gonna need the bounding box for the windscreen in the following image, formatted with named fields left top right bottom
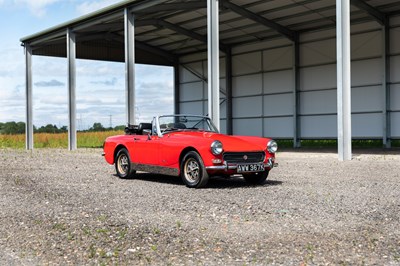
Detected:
left=158, top=115, right=218, bottom=134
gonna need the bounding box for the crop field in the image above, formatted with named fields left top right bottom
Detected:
left=0, top=131, right=123, bottom=149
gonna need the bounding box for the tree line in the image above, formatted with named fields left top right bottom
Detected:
left=0, top=121, right=125, bottom=135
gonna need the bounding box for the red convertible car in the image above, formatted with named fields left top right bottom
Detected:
left=103, top=115, right=278, bottom=188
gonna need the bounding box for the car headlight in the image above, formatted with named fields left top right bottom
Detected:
left=267, top=140, right=278, bottom=153
left=211, top=140, right=223, bottom=155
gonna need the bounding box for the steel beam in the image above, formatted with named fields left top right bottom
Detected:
left=124, top=8, right=135, bottom=125
left=134, top=2, right=206, bottom=13
left=382, top=23, right=391, bottom=148
left=174, top=62, right=180, bottom=114
left=225, top=48, right=233, bottom=135
left=67, top=28, right=77, bottom=150
left=137, top=19, right=228, bottom=52
left=222, top=0, right=296, bottom=42
left=336, top=0, right=352, bottom=161
left=135, top=41, right=177, bottom=63
left=25, top=44, right=33, bottom=150
left=293, top=37, right=301, bottom=148
left=350, top=0, right=386, bottom=25
left=208, top=0, right=220, bottom=130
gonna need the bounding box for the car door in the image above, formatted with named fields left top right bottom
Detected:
left=132, top=133, right=159, bottom=165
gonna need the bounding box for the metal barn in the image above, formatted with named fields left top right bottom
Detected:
left=21, top=0, right=400, bottom=160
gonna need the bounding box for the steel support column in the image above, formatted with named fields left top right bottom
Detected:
left=336, top=0, right=352, bottom=161
left=293, top=38, right=301, bottom=148
left=382, top=23, right=391, bottom=148
left=25, top=44, right=33, bottom=150
left=124, top=8, right=135, bottom=125
left=174, top=62, right=180, bottom=114
left=207, top=0, right=220, bottom=130
left=225, top=48, right=233, bottom=135
left=67, top=28, right=77, bottom=151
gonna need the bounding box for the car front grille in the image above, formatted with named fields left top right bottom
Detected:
left=223, top=152, right=265, bottom=163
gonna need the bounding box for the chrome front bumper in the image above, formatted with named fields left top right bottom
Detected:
left=205, top=158, right=278, bottom=171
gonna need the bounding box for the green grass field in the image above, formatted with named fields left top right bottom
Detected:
left=0, top=131, right=124, bottom=149
left=1, top=132, right=398, bottom=149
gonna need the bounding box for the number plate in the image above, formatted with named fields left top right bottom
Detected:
left=237, top=163, right=265, bottom=173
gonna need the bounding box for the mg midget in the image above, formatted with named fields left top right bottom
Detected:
left=103, top=115, right=278, bottom=188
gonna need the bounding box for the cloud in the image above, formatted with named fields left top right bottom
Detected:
left=90, top=77, right=117, bottom=86
left=0, top=47, right=24, bottom=78
left=12, top=0, right=62, bottom=17
left=76, top=0, right=122, bottom=15
left=34, top=79, right=65, bottom=87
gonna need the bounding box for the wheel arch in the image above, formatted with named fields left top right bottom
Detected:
left=113, top=144, right=128, bottom=164
left=179, top=147, right=200, bottom=173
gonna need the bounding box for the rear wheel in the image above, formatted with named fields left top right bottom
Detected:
left=181, top=151, right=209, bottom=188
left=115, top=148, right=135, bottom=179
left=243, top=171, right=269, bottom=185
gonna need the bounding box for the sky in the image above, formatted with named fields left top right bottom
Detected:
left=0, top=0, right=174, bottom=130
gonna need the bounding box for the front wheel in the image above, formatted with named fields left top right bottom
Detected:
left=115, top=148, right=136, bottom=179
left=181, top=151, right=209, bottom=188
left=243, top=171, right=269, bottom=185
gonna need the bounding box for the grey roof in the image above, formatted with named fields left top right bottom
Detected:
left=21, top=0, right=400, bottom=66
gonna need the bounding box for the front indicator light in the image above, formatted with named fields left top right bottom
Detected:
left=212, top=158, right=222, bottom=164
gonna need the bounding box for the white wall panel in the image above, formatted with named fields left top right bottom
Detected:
left=352, top=113, right=383, bottom=138
left=233, top=118, right=262, bottom=136
left=300, top=39, right=335, bottom=66
left=233, top=74, right=262, bottom=97
left=390, top=84, right=400, bottom=111
left=300, top=90, right=337, bottom=115
left=391, top=112, right=400, bottom=138
left=232, top=96, right=262, bottom=118
left=177, top=21, right=400, bottom=141
left=351, top=31, right=382, bottom=59
left=232, top=38, right=291, bottom=54
left=180, top=52, right=206, bottom=63
left=180, top=82, right=203, bottom=101
left=220, top=100, right=227, bottom=119
left=264, top=94, right=293, bottom=116
left=263, top=70, right=293, bottom=94
left=352, top=86, right=382, bottom=112
left=264, top=117, right=293, bottom=138
left=219, top=119, right=227, bottom=134
left=390, top=27, right=400, bottom=54
left=300, top=64, right=336, bottom=91
left=351, top=59, right=382, bottom=87
left=391, top=16, right=400, bottom=26
left=301, top=29, right=335, bottom=42
left=300, top=115, right=337, bottom=138
left=180, top=101, right=204, bottom=115
left=180, top=62, right=203, bottom=82
left=351, top=21, right=381, bottom=33
left=390, top=55, right=400, bottom=83
left=232, top=52, right=261, bottom=75
left=263, top=46, right=293, bottom=71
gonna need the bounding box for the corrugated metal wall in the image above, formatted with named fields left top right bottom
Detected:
left=178, top=17, right=400, bottom=139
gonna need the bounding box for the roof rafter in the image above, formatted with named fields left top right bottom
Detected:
left=350, top=0, right=387, bottom=25
left=221, top=0, right=297, bottom=42
left=136, top=18, right=229, bottom=52
left=136, top=40, right=178, bottom=63
left=134, top=1, right=206, bottom=13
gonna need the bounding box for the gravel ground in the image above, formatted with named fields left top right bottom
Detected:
left=0, top=148, right=399, bottom=265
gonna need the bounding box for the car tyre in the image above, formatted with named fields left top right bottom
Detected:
left=181, top=151, right=209, bottom=188
left=243, top=171, right=269, bottom=185
left=115, top=148, right=136, bottom=179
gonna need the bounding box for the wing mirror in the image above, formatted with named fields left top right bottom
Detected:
left=142, top=129, right=152, bottom=140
